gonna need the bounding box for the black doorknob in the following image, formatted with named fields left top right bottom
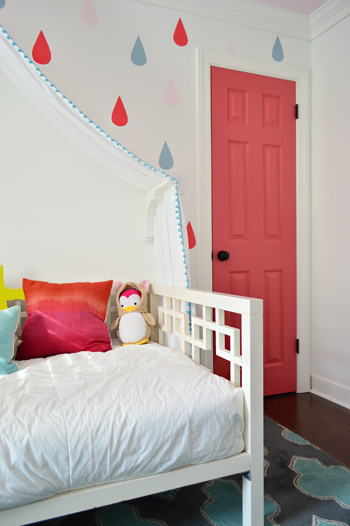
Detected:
left=217, top=250, right=230, bottom=261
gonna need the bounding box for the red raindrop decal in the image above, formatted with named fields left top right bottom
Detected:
left=111, top=97, right=128, bottom=126
left=187, top=221, right=196, bottom=249
left=32, top=31, right=51, bottom=64
left=173, top=18, right=188, bottom=47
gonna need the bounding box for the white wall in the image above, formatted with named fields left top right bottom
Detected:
left=9, top=1, right=349, bottom=403
left=0, top=0, right=310, bottom=289
left=311, top=16, right=350, bottom=409
left=0, top=67, right=156, bottom=288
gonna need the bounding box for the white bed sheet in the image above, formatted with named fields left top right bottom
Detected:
left=0, top=343, right=244, bottom=510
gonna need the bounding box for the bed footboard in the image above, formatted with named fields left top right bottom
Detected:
left=149, top=284, right=264, bottom=526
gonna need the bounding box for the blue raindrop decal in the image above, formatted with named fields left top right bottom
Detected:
left=131, top=36, right=147, bottom=66
left=0, top=0, right=5, bottom=8
left=272, top=36, right=284, bottom=62
left=159, top=141, right=174, bottom=170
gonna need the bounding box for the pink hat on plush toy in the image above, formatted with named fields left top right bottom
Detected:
left=120, top=289, right=141, bottom=300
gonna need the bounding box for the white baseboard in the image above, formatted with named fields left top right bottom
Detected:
left=311, top=375, right=350, bottom=410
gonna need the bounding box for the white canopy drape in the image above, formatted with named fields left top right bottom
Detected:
left=0, top=25, right=190, bottom=289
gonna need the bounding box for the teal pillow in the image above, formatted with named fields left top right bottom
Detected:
left=0, top=306, right=20, bottom=375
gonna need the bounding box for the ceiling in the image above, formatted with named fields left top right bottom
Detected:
left=253, top=0, right=330, bottom=15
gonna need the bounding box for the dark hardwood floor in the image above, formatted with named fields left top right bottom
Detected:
left=264, top=392, right=350, bottom=467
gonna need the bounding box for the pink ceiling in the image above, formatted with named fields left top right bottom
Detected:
left=253, top=0, right=329, bottom=15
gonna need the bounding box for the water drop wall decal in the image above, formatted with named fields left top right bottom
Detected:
left=111, top=97, right=128, bottom=126
left=159, top=141, right=174, bottom=170
left=272, top=36, right=284, bottom=62
left=227, top=40, right=235, bottom=53
left=0, top=0, right=6, bottom=9
left=164, top=78, right=179, bottom=106
left=187, top=222, right=196, bottom=249
left=131, top=36, right=147, bottom=66
left=81, top=0, right=98, bottom=26
left=173, top=18, right=188, bottom=47
left=32, top=31, right=51, bottom=65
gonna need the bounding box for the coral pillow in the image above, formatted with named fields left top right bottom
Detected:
left=17, top=279, right=113, bottom=360
left=22, top=279, right=112, bottom=320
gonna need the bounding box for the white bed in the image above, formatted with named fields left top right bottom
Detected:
left=0, top=283, right=264, bottom=526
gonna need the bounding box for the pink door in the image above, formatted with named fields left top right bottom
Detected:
left=211, top=66, right=297, bottom=396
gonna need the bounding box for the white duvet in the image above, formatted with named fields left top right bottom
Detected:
left=0, top=343, right=244, bottom=510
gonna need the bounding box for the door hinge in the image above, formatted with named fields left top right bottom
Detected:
left=211, top=250, right=213, bottom=261
left=296, top=338, right=299, bottom=354
left=295, top=104, right=299, bottom=119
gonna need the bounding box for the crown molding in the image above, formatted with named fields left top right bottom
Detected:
left=132, top=0, right=311, bottom=40
left=132, top=0, right=350, bottom=41
left=310, top=0, right=350, bottom=39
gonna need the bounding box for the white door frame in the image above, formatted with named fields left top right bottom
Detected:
left=197, top=47, right=311, bottom=393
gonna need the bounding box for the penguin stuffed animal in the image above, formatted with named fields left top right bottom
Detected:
left=110, top=280, right=155, bottom=345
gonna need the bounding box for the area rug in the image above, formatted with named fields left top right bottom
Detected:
left=31, top=416, right=350, bottom=526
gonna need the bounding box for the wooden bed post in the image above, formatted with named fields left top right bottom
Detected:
left=241, top=309, right=264, bottom=526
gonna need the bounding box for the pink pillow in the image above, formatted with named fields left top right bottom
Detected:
left=17, top=279, right=113, bottom=360
left=17, top=311, right=111, bottom=359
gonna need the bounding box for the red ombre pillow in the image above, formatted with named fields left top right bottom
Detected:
left=16, top=279, right=113, bottom=360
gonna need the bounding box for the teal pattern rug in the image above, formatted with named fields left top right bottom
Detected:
left=30, top=417, right=350, bottom=526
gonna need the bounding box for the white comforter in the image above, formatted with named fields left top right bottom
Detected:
left=0, top=343, right=244, bottom=510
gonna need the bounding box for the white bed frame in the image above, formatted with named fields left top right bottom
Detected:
left=1, top=283, right=264, bottom=526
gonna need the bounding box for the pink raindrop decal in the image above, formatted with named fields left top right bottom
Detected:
left=173, top=18, right=188, bottom=47
left=164, top=79, right=179, bottom=106
left=227, top=40, right=235, bottom=53
left=111, top=97, right=128, bottom=127
left=187, top=222, right=196, bottom=249
left=81, top=0, right=98, bottom=26
left=32, top=31, right=51, bottom=65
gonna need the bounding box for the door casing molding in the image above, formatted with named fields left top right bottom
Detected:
left=197, top=47, right=311, bottom=393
